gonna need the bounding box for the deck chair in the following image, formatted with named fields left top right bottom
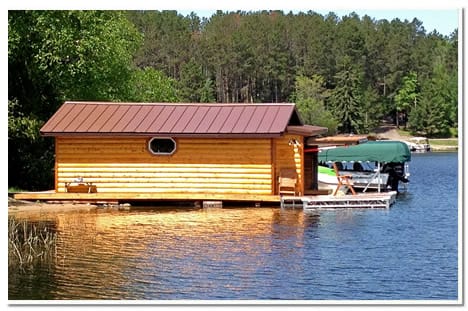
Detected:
left=278, top=169, right=298, bottom=196
left=332, top=162, right=356, bottom=196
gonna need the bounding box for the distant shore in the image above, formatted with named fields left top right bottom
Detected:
left=373, top=123, right=458, bottom=152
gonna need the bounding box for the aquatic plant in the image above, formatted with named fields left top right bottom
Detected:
left=8, top=217, right=58, bottom=271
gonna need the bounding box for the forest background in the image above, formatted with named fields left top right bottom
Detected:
left=8, top=10, right=458, bottom=190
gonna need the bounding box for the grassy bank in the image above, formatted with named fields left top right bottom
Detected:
left=429, top=138, right=458, bottom=152
left=429, top=139, right=458, bottom=146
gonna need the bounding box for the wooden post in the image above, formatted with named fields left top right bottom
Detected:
left=299, top=136, right=304, bottom=196
left=271, top=138, right=276, bottom=195
left=54, top=137, right=58, bottom=192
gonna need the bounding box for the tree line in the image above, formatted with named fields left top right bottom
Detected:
left=8, top=10, right=458, bottom=190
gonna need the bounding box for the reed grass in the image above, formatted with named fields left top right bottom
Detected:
left=8, top=217, right=58, bottom=270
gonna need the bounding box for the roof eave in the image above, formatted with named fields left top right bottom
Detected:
left=41, top=132, right=284, bottom=139
left=286, top=125, right=328, bottom=137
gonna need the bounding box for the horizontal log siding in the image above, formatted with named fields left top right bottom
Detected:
left=56, top=137, right=273, bottom=194
left=274, top=135, right=303, bottom=194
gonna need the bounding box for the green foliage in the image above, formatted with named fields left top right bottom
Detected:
left=407, top=41, right=457, bottom=137
left=408, top=92, right=450, bottom=137
left=450, top=128, right=458, bottom=138
left=328, top=58, right=365, bottom=134
left=293, top=75, right=338, bottom=134
left=128, top=10, right=193, bottom=78
left=8, top=100, right=41, bottom=141
left=360, top=86, right=383, bottom=132
left=8, top=11, right=143, bottom=190
left=8, top=99, right=55, bottom=190
left=199, top=79, right=216, bottom=103
left=408, top=77, right=451, bottom=137
left=128, top=10, right=457, bottom=135
left=394, top=72, right=419, bottom=127
left=128, top=67, right=180, bottom=102
left=179, top=60, right=215, bottom=102
left=10, top=11, right=142, bottom=105
left=395, top=72, right=419, bottom=112
left=127, top=10, right=457, bottom=134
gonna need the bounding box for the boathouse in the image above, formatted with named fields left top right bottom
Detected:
left=16, top=101, right=328, bottom=203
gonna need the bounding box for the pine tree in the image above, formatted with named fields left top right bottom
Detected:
left=294, top=75, right=338, bottom=134
left=329, top=57, right=365, bottom=134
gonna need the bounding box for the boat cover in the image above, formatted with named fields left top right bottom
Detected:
left=318, top=141, right=411, bottom=163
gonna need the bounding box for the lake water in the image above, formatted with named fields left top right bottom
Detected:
left=8, top=152, right=459, bottom=302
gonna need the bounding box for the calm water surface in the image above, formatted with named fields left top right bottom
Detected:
left=9, top=152, right=459, bottom=301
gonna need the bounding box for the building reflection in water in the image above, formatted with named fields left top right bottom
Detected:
left=9, top=207, right=322, bottom=299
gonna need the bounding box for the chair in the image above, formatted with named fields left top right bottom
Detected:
left=278, top=169, right=298, bottom=196
left=332, top=162, right=356, bottom=196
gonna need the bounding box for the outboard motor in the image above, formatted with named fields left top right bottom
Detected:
left=383, top=162, right=409, bottom=192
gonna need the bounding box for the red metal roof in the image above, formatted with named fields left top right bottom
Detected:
left=40, top=102, right=327, bottom=138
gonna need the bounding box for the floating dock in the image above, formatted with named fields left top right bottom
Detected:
left=281, top=191, right=398, bottom=210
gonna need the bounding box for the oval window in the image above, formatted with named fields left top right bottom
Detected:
left=148, top=137, right=176, bottom=155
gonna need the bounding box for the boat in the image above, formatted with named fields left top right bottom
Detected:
left=318, top=140, right=411, bottom=193
left=317, top=164, right=390, bottom=192
left=403, top=137, right=431, bottom=153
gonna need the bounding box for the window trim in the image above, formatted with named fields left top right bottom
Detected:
left=147, top=137, right=177, bottom=156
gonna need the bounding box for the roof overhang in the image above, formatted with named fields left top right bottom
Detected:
left=307, top=135, right=368, bottom=146
left=286, top=125, right=328, bottom=137
left=43, top=132, right=284, bottom=138
left=39, top=101, right=330, bottom=139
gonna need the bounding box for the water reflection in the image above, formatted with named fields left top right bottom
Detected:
left=10, top=207, right=322, bottom=300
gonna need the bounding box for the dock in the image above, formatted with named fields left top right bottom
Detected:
left=281, top=191, right=398, bottom=210
left=14, top=190, right=397, bottom=210
left=12, top=191, right=281, bottom=205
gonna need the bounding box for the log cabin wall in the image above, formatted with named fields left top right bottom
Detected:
left=273, top=134, right=304, bottom=195
left=55, top=136, right=276, bottom=195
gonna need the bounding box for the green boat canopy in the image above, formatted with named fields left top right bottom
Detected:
left=318, top=141, right=411, bottom=163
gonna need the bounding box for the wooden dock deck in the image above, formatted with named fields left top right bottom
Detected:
left=12, top=191, right=281, bottom=205
left=13, top=190, right=397, bottom=210
left=281, top=191, right=398, bottom=210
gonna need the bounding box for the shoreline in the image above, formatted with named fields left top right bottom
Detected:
left=373, top=124, right=458, bottom=152
left=430, top=146, right=458, bottom=152
left=8, top=197, right=99, bottom=218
